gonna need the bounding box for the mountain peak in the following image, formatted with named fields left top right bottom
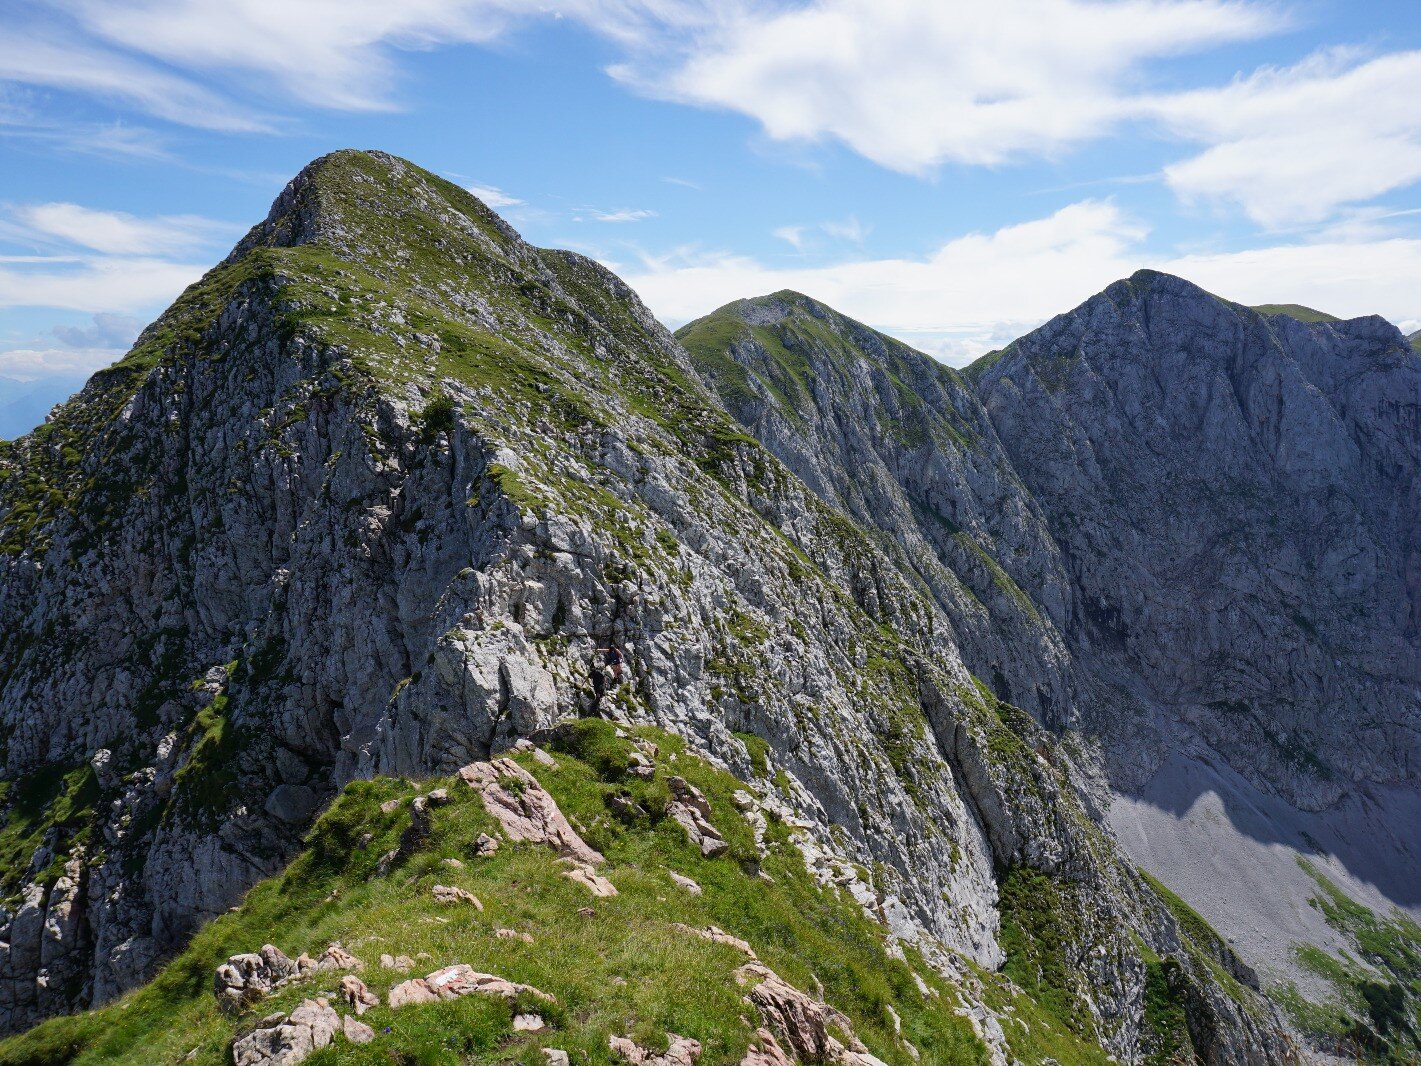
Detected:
left=971, top=268, right=1411, bottom=392
left=225, top=148, right=521, bottom=268
left=1250, top=302, right=1339, bottom=323
left=691, top=289, right=832, bottom=331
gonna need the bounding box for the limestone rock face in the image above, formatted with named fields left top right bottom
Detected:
left=971, top=272, right=1421, bottom=809
left=682, top=278, right=1421, bottom=1049
left=0, top=152, right=1302, bottom=1063
left=679, top=291, right=1077, bottom=733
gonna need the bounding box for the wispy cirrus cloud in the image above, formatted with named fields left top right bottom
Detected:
left=53, top=0, right=722, bottom=113
left=577, top=207, right=658, bottom=223
left=464, top=182, right=524, bottom=209
left=772, top=225, right=808, bottom=250
left=10, top=0, right=1418, bottom=231
left=0, top=201, right=234, bottom=314
left=0, top=27, right=270, bottom=131
left=0, top=197, right=224, bottom=381
left=0, top=255, right=206, bottom=312
left=10, top=202, right=238, bottom=256
left=613, top=0, right=1277, bottom=171
left=774, top=215, right=870, bottom=251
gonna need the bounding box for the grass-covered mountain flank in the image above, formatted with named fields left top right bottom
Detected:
left=0, top=725, right=1115, bottom=1066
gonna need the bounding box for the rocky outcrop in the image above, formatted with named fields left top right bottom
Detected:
left=610, top=1033, right=704, bottom=1066
left=561, top=862, right=618, bottom=897
left=666, top=776, right=729, bottom=858
left=387, top=964, right=555, bottom=1008
left=459, top=758, right=605, bottom=865
left=339, top=974, right=378, bottom=1015
left=735, top=963, right=889, bottom=1066
left=214, top=944, right=363, bottom=1014
left=232, top=998, right=340, bottom=1066
left=430, top=884, right=482, bottom=908
left=741, top=1028, right=796, bottom=1066
left=671, top=924, right=757, bottom=958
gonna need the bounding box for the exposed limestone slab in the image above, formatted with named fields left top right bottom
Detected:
left=740, top=1028, right=794, bottom=1066
left=388, top=964, right=555, bottom=1009
left=231, top=997, right=340, bottom=1066
left=458, top=758, right=604, bottom=865
left=666, top=777, right=728, bottom=858
left=735, top=963, right=889, bottom=1066
left=670, top=923, right=756, bottom=958
left=431, top=884, right=483, bottom=909
left=609, top=1033, right=703, bottom=1066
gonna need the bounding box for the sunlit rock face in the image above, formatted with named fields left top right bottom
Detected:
left=685, top=272, right=1421, bottom=1055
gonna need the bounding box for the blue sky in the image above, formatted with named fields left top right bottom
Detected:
left=2, top=0, right=1420, bottom=393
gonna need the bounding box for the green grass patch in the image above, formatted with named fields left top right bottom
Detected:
left=1251, top=304, right=1339, bottom=324
left=0, top=727, right=989, bottom=1066
left=997, top=867, right=1094, bottom=1039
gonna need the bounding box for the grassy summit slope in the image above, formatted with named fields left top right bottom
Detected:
left=1250, top=304, right=1340, bottom=324
left=676, top=292, right=974, bottom=451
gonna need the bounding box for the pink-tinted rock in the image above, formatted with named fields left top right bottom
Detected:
left=458, top=758, right=604, bottom=865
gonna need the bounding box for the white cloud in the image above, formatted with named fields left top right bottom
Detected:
left=67, top=0, right=494, bottom=111
left=618, top=200, right=1421, bottom=363
left=773, top=225, right=807, bottom=250
left=0, top=344, right=125, bottom=379
left=820, top=215, right=868, bottom=243
left=0, top=255, right=206, bottom=312
left=21, top=0, right=1416, bottom=233
left=12, top=203, right=236, bottom=256
left=579, top=208, right=658, bottom=223
left=465, top=182, right=524, bottom=208
left=1153, top=49, right=1421, bottom=227
left=773, top=216, right=870, bottom=252
left=50, top=311, right=142, bottom=348
left=0, top=30, right=269, bottom=131
left=1161, top=238, right=1421, bottom=325
left=616, top=0, right=1275, bottom=172
left=624, top=200, right=1151, bottom=358
left=61, top=0, right=709, bottom=112
left=1, top=315, right=142, bottom=385
left=0, top=201, right=223, bottom=318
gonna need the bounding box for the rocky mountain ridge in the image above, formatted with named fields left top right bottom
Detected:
left=0, top=149, right=1410, bottom=1063
left=678, top=278, right=1420, bottom=1061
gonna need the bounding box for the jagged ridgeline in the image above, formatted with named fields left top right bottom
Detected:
left=0, top=149, right=1321, bottom=1066
left=677, top=283, right=1421, bottom=1064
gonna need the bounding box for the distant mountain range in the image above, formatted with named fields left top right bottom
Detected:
left=0, top=374, right=87, bottom=441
